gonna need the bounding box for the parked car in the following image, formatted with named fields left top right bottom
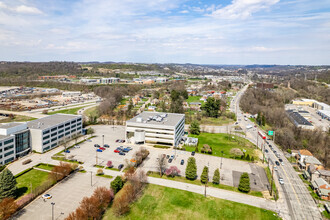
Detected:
left=99, top=147, right=106, bottom=150
left=191, top=151, right=195, bottom=156
left=74, top=145, right=80, bottom=148
left=168, top=158, right=173, bottom=163
left=123, top=148, right=131, bottom=152
left=118, top=164, right=124, bottom=170
left=104, top=144, right=110, bottom=148
left=180, top=159, right=184, bottom=165
left=170, top=155, right=175, bottom=159
left=96, top=149, right=102, bottom=152
left=119, top=152, right=126, bottom=156
left=114, top=149, right=120, bottom=153
left=274, top=166, right=278, bottom=171
left=265, top=149, right=268, bottom=153
left=279, top=158, right=283, bottom=162
left=94, top=144, right=100, bottom=148
left=64, top=150, right=70, bottom=153
left=42, top=194, right=52, bottom=199
left=281, top=161, right=284, bottom=165
left=275, top=161, right=280, bottom=166
left=166, top=155, right=170, bottom=159
left=116, top=139, right=120, bottom=142
left=126, top=147, right=132, bottom=150
left=279, top=178, right=284, bottom=185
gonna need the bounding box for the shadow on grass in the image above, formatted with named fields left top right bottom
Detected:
left=16, top=187, right=28, bottom=198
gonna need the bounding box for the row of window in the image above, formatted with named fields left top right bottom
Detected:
left=43, top=122, right=82, bottom=140
left=42, top=129, right=80, bottom=146
left=42, top=118, right=82, bottom=135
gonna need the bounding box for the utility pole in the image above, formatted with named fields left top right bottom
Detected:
left=51, top=202, right=55, bottom=220
left=96, top=149, right=98, bottom=165
left=90, top=171, right=92, bottom=186
left=102, top=134, right=104, bottom=147
left=270, top=165, right=274, bottom=196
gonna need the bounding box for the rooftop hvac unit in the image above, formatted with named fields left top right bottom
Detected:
left=136, top=117, right=143, bottom=123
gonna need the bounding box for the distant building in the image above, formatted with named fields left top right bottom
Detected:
left=101, top=78, right=120, bottom=84
left=62, top=91, right=81, bottom=97
left=39, top=75, right=76, bottom=80
left=286, top=110, right=314, bottom=130
left=126, top=112, right=185, bottom=147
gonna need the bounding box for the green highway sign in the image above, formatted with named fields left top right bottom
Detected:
left=268, top=131, right=274, bottom=136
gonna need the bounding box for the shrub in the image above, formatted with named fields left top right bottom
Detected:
left=185, top=157, right=197, bottom=180
left=194, top=145, right=199, bottom=153
left=189, top=120, right=200, bottom=135
left=71, top=163, right=78, bottom=170
left=96, top=169, right=104, bottom=175
left=111, top=176, right=124, bottom=194
left=0, top=197, right=18, bottom=220
left=246, top=154, right=250, bottom=161
left=78, top=166, right=84, bottom=171
left=213, top=168, right=220, bottom=185
left=16, top=193, right=34, bottom=208
left=201, top=166, right=209, bottom=184
left=251, top=156, right=255, bottom=162
left=106, top=161, right=113, bottom=168
left=238, top=172, right=250, bottom=193
left=165, top=166, right=180, bottom=177
left=50, top=162, right=73, bottom=182
left=201, top=144, right=212, bottom=154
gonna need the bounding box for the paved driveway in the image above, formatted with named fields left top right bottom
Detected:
left=15, top=172, right=111, bottom=220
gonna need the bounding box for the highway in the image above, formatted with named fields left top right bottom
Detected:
left=231, top=84, right=322, bottom=220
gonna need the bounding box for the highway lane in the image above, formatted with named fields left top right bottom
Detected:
left=231, top=84, right=322, bottom=220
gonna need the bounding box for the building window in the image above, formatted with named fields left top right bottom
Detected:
left=43, top=135, right=50, bottom=140
left=51, top=132, right=57, bottom=137
left=4, top=157, right=14, bottom=164
left=65, top=127, right=70, bottom=131
left=59, top=129, right=64, bottom=134
left=43, top=140, right=50, bottom=145
left=58, top=134, right=64, bottom=139
left=51, top=127, right=57, bottom=132
left=43, top=130, right=50, bottom=135
left=4, top=150, right=14, bottom=157
left=65, top=131, right=70, bottom=136
left=51, top=137, right=57, bottom=142
left=4, top=139, right=14, bottom=145
left=58, top=124, right=64, bottom=129
left=4, top=145, right=14, bottom=151
left=65, top=122, right=70, bottom=126
left=77, top=118, right=82, bottom=122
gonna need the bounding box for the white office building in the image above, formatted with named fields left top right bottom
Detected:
left=126, top=112, right=185, bottom=147
left=0, top=122, right=30, bottom=165
left=27, top=114, right=83, bottom=153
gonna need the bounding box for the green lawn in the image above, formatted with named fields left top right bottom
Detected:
left=0, top=115, right=36, bottom=123
left=322, top=210, right=330, bottom=219
left=16, top=169, right=50, bottom=197
left=103, top=184, right=280, bottom=220
left=34, top=163, right=55, bottom=171
left=187, top=96, right=202, bottom=103
left=186, top=133, right=259, bottom=161
left=84, top=106, right=99, bottom=117
left=48, top=106, right=84, bottom=115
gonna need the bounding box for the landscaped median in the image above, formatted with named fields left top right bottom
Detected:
left=146, top=171, right=264, bottom=198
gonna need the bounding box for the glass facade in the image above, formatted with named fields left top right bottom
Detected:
left=15, top=130, right=30, bottom=156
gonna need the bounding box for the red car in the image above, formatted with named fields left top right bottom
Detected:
left=114, top=149, right=120, bottom=153
left=99, top=147, right=106, bottom=150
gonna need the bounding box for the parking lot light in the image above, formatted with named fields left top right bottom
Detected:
left=51, top=202, right=55, bottom=220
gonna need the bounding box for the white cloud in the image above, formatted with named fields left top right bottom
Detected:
left=15, top=5, right=42, bottom=14
left=210, top=0, right=279, bottom=19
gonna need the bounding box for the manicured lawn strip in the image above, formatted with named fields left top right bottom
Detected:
left=34, top=163, right=55, bottom=171
left=187, top=96, right=202, bottom=103
left=185, top=133, right=258, bottom=161
left=0, top=115, right=36, bottom=123
left=48, top=106, right=85, bottom=115
left=84, top=106, right=99, bottom=117
left=264, top=167, right=278, bottom=200
left=322, top=210, right=330, bottom=219
left=103, top=184, right=279, bottom=220
left=96, top=174, right=113, bottom=179
left=105, top=167, right=120, bottom=171
left=95, top=165, right=105, bottom=168
left=16, top=169, right=50, bottom=197
left=147, top=171, right=263, bottom=198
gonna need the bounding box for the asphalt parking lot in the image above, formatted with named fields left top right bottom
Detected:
left=15, top=172, right=110, bottom=220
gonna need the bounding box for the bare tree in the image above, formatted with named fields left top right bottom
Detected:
left=156, top=154, right=168, bottom=177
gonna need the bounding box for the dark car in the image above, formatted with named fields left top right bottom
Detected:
left=64, top=150, right=70, bottom=153
left=118, top=164, right=124, bottom=170
left=168, top=158, right=173, bottom=163
left=96, top=149, right=102, bottom=152
left=166, top=155, right=170, bottom=159
left=104, top=144, right=110, bottom=148
left=94, top=144, right=100, bottom=148
left=191, top=151, right=195, bottom=156
left=279, top=158, right=283, bottom=162
left=275, top=161, right=280, bottom=166
left=116, top=139, right=119, bottom=142
left=265, top=149, right=268, bottom=153
left=119, top=152, right=126, bottom=156
left=180, top=159, right=184, bottom=165
left=122, top=148, right=130, bottom=152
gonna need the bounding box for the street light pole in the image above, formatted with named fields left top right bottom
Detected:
left=90, top=171, right=92, bottom=186
left=220, top=151, right=224, bottom=169
left=102, top=135, right=104, bottom=147
left=51, top=202, right=55, bottom=220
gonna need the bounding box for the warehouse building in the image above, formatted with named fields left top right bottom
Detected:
left=27, top=114, right=83, bottom=153
left=126, top=112, right=185, bottom=147
left=0, top=122, right=30, bottom=165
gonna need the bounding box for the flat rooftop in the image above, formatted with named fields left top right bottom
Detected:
left=127, top=111, right=184, bottom=127
left=0, top=122, right=25, bottom=129
left=27, top=114, right=81, bottom=130
left=287, top=110, right=313, bottom=126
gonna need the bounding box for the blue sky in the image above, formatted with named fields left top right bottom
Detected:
left=0, top=0, right=329, bottom=65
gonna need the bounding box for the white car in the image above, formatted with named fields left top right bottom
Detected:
left=274, top=166, right=278, bottom=171
left=42, top=194, right=52, bottom=199
left=74, top=145, right=80, bottom=148
left=279, top=178, right=284, bottom=185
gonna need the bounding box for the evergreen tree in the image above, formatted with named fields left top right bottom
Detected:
left=238, top=172, right=250, bottom=193
left=262, top=115, right=266, bottom=126
left=0, top=169, right=17, bottom=199
left=246, top=154, right=250, bottom=161
left=110, top=176, right=124, bottom=194
left=189, top=120, right=200, bottom=135
left=213, top=168, right=220, bottom=185
left=185, top=157, right=197, bottom=180
left=201, top=166, right=209, bottom=184
left=201, top=97, right=221, bottom=118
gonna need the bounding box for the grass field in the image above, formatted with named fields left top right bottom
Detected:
left=34, top=163, right=55, bottom=171
left=16, top=169, right=50, bottom=197
left=103, top=184, right=279, bottom=220
left=187, top=96, right=202, bottom=103
left=185, top=133, right=258, bottom=161
left=0, top=115, right=36, bottom=123
left=185, top=112, right=234, bottom=126
left=48, top=106, right=83, bottom=115
left=147, top=172, right=263, bottom=198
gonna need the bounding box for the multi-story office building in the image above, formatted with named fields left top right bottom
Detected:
left=0, top=122, right=30, bottom=165
left=126, top=112, right=185, bottom=147
left=27, top=114, right=83, bottom=153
